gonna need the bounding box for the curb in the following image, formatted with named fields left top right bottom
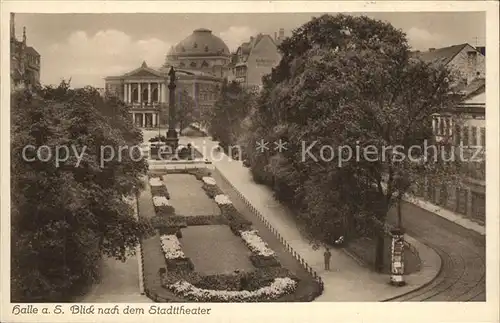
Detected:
left=381, top=235, right=443, bottom=302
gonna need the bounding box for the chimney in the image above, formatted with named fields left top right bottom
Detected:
left=279, top=28, right=285, bottom=39
left=428, top=48, right=435, bottom=52
left=10, top=13, right=15, bottom=39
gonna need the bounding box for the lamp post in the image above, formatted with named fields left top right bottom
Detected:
left=165, top=67, right=179, bottom=153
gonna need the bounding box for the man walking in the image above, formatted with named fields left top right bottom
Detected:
left=324, top=247, right=332, bottom=271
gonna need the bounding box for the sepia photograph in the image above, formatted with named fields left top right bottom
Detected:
left=2, top=2, right=499, bottom=322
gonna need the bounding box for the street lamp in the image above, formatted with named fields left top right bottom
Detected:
left=165, top=66, right=179, bottom=153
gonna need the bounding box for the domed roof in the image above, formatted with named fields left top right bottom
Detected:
left=170, top=28, right=230, bottom=57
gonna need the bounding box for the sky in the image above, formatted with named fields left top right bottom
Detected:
left=13, top=12, right=485, bottom=88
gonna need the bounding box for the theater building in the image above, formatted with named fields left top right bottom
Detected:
left=104, top=28, right=230, bottom=128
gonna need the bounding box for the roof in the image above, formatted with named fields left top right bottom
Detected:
left=458, top=78, right=485, bottom=99
left=411, top=43, right=469, bottom=65
left=26, top=46, right=40, bottom=57
left=169, top=29, right=230, bottom=57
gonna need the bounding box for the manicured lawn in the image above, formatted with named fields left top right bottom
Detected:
left=180, top=225, right=254, bottom=275
left=162, top=174, right=221, bottom=217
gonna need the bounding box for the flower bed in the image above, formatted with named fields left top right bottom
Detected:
left=160, top=235, right=185, bottom=259
left=202, top=176, right=217, bottom=186
left=214, top=194, right=232, bottom=205
left=159, top=234, right=194, bottom=272
left=240, top=230, right=280, bottom=268
left=168, top=277, right=297, bottom=302
left=153, top=196, right=170, bottom=207
left=149, top=177, right=163, bottom=187
left=240, top=230, right=275, bottom=257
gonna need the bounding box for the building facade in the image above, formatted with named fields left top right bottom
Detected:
left=10, top=13, right=41, bottom=91
left=414, top=44, right=486, bottom=224
left=228, top=29, right=284, bottom=90
left=104, top=29, right=230, bottom=128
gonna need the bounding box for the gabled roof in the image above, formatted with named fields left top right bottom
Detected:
left=26, top=46, right=40, bottom=57
left=122, top=62, right=164, bottom=78
left=411, top=43, right=469, bottom=65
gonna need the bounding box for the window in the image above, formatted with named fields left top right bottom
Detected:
left=480, top=127, right=486, bottom=147
left=190, top=62, right=196, bottom=68
left=179, top=62, right=185, bottom=67
left=454, top=124, right=462, bottom=146
left=462, top=126, right=469, bottom=146
left=194, top=42, right=198, bottom=48
left=201, top=61, right=209, bottom=68
left=471, top=127, right=478, bottom=146
left=181, top=46, right=185, bottom=52
left=438, top=117, right=444, bottom=135
left=204, top=45, right=209, bottom=52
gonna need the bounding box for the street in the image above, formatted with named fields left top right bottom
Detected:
left=387, top=201, right=486, bottom=301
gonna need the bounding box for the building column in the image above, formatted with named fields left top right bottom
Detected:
left=138, top=83, right=142, bottom=104
left=142, top=113, right=146, bottom=128
left=123, top=83, right=127, bottom=103
left=156, top=113, right=159, bottom=127
left=161, top=83, right=166, bottom=103
left=128, top=83, right=132, bottom=103
left=148, top=83, right=152, bottom=104
left=152, top=113, right=156, bottom=127
left=132, top=112, right=135, bottom=125
left=157, top=82, right=161, bottom=103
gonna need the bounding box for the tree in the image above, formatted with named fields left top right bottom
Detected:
left=177, top=89, right=196, bottom=131
left=11, top=81, right=149, bottom=301
left=208, top=80, right=255, bottom=150
left=242, top=14, right=462, bottom=268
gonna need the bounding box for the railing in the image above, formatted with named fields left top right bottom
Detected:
left=212, top=167, right=325, bottom=294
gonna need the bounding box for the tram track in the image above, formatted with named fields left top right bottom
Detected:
left=386, top=200, right=485, bottom=302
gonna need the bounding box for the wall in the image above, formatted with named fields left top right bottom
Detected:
left=448, top=44, right=485, bottom=84
left=245, top=36, right=281, bottom=88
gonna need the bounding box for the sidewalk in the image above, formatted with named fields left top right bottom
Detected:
left=187, top=137, right=441, bottom=301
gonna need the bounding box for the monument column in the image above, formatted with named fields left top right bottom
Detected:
left=165, top=67, right=179, bottom=151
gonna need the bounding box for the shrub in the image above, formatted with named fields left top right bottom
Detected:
left=155, top=205, right=176, bottom=217
left=249, top=255, right=281, bottom=268
left=202, top=183, right=224, bottom=198
left=166, top=258, right=195, bottom=272
left=151, top=215, right=187, bottom=230
left=151, top=185, right=170, bottom=199
left=185, top=215, right=228, bottom=226
left=192, top=273, right=243, bottom=291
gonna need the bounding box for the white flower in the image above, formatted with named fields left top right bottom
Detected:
left=214, top=194, right=232, bottom=205
left=202, top=176, right=216, bottom=185
left=240, top=230, right=275, bottom=257
left=160, top=235, right=185, bottom=259
left=169, top=277, right=296, bottom=301
left=153, top=196, right=170, bottom=207
left=149, top=177, right=163, bottom=187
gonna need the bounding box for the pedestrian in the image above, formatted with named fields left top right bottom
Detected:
left=323, top=247, right=332, bottom=271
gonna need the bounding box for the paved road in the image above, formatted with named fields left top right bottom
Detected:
left=386, top=201, right=486, bottom=301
